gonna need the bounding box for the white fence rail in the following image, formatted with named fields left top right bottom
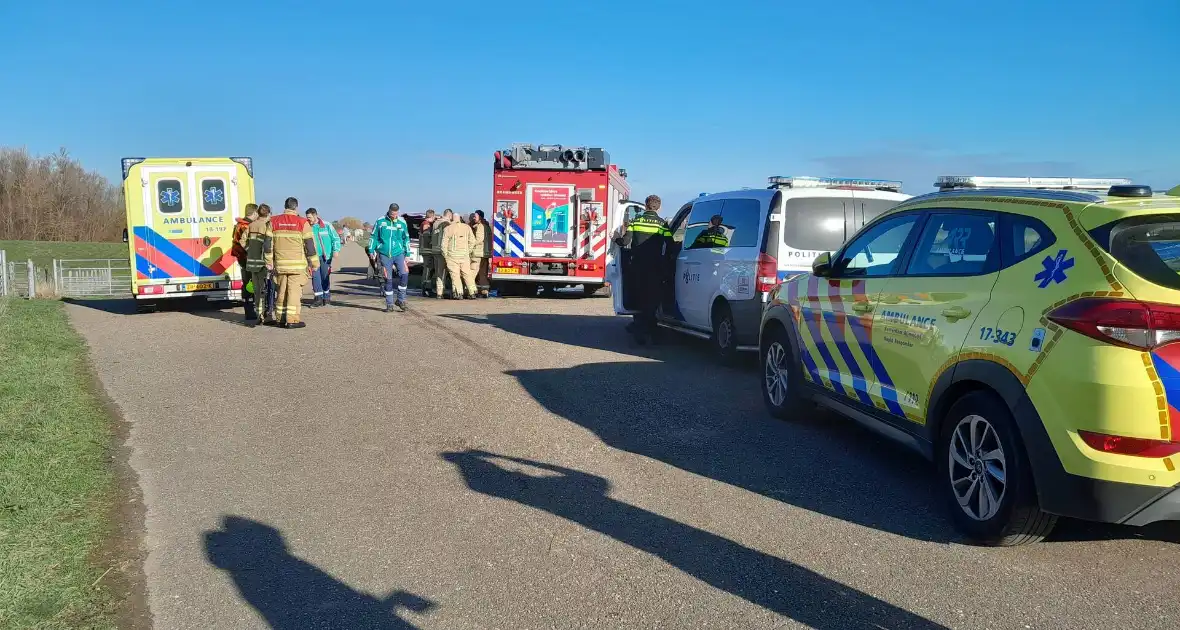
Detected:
left=53, top=258, right=133, bottom=297
left=0, top=252, right=132, bottom=298
left=3, top=256, right=35, bottom=298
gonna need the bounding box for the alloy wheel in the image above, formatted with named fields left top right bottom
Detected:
left=948, top=414, right=1008, bottom=521
left=764, top=341, right=790, bottom=406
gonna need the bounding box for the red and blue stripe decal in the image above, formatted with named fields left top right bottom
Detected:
left=133, top=226, right=219, bottom=279
left=823, top=279, right=875, bottom=407
left=844, top=281, right=905, bottom=416
left=801, top=275, right=849, bottom=396
left=789, top=277, right=905, bottom=417
left=786, top=279, right=821, bottom=382
left=1150, top=345, right=1180, bottom=439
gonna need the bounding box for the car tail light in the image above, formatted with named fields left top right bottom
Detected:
left=756, top=253, right=779, bottom=293
left=1047, top=297, right=1180, bottom=350
left=230, top=280, right=244, bottom=290
left=1078, top=430, right=1180, bottom=458
left=138, top=285, right=164, bottom=295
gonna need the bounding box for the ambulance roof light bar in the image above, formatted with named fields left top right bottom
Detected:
left=935, top=176, right=1132, bottom=191
left=767, top=175, right=903, bottom=192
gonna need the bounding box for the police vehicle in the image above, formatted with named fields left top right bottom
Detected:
left=759, top=175, right=1180, bottom=545
left=610, top=176, right=909, bottom=359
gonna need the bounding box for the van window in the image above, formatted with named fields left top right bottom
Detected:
left=719, top=198, right=761, bottom=248
left=684, top=200, right=726, bottom=249
left=781, top=197, right=901, bottom=253
left=685, top=198, right=761, bottom=250
left=905, top=213, right=998, bottom=276
left=157, top=179, right=183, bottom=214
left=201, top=179, right=227, bottom=213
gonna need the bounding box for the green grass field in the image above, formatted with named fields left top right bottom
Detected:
left=0, top=241, right=125, bottom=269
left=0, top=299, right=119, bottom=629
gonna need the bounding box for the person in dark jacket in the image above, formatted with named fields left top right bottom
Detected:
left=614, top=194, right=671, bottom=344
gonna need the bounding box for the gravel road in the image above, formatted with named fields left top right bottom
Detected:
left=66, top=243, right=1180, bottom=629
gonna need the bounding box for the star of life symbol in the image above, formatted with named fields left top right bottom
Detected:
left=1034, top=249, right=1075, bottom=288
left=148, top=263, right=157, bottom=274
left=160, top=188, right=181, bottom=207
left=203, top=187, right=224, bottom=204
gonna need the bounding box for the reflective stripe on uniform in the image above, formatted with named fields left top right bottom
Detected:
left=627, top=223, right=672, bottom=236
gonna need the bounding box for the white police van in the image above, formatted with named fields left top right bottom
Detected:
left=608, top=176, right=910, bottom=359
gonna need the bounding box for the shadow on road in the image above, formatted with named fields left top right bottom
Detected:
left=443, top=450, right=947, bottom=629
left=204, top=515, right=435, bottom=629
left=503, top=359, right=957, bottom=544
left=62, top=296, right=137, bottom=314
left=440, top=312, right=753, bottom=365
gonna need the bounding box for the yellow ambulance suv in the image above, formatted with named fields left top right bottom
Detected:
left=759, top=176, right=1180, bottom=545
left=122, top=157, right=255, bottom=311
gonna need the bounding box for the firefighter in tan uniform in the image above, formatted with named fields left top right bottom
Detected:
left=431, top=209, right=453, bottom=298
left=469, top=210, right=491, bottom=298
left=419, top=209, right=437, bottom=297
left=243, top=203, right=273, bottom=326
left=264, top=197, right=320, bottom=329
left=441, top=209, right=477, bottom=299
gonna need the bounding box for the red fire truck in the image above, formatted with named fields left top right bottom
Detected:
left=489, top=143, right=639, bottom=296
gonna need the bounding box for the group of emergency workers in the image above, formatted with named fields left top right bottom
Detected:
left=415, top=207, right=493, bottom=301
left=231, top=196, right=340, bottom=328
left=228, top=193, right=669, bottom=335
left=364, top=204, right=493, bottom=312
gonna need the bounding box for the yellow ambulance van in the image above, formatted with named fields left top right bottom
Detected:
left=121, top=157, right=255, bottom=311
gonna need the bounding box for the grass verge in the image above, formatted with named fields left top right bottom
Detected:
left=0, top=299, right=120, bottom=629
left=0, top=241, right=125, bottom=270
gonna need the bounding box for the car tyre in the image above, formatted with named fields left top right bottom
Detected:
left=760, top=324, right=808, bottom=419
left=937, top=390, right=1058, bottom=546
left=711, top=303, right=738, bottom=362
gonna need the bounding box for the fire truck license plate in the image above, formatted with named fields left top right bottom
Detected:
left=497, top=267, right=520, bottom=274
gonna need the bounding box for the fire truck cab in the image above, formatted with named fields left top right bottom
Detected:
left=489, top=143, right=633, bottom=296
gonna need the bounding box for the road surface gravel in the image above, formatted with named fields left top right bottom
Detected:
left=66, top=243, right=1180, bottom=629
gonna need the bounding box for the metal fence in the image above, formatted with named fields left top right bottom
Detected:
left=3, top=256, right=35, bottom=298
left=53, top=258, right=133, bottom=297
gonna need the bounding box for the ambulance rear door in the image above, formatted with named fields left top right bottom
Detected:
left=190, top=164, right=241, bottom=284
left=136, top=165, right=205, bottom=283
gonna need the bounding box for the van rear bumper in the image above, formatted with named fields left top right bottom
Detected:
left=136, top=290, right=239, bottom=301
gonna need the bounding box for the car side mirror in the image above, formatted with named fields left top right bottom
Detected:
left=122, top=228, right=129, bottom=244
left=811, top=251, right=832, bottom=277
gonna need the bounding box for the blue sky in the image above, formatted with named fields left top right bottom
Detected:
left=1, top=0, right=1176, bottom=221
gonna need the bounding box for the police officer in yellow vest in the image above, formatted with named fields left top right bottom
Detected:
left=614, top=194, right=672, bottom=344
left=690, top=214, right=730, bottom=249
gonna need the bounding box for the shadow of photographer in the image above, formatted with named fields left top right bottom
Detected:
left=204, top=515, right=435, bottom=629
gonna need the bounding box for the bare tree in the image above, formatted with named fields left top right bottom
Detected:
left=0, top=146, right=124, bottom=242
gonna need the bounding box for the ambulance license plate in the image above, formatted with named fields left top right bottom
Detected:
left=497, top=268, right=520, bottom=274
left=184, top=283, right=214, bottom=291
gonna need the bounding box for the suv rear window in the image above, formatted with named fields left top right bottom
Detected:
left=1092, top=216, right=1180, bottom=290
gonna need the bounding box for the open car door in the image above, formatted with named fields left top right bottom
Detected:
left=608, top=201, right=646, bottom=315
